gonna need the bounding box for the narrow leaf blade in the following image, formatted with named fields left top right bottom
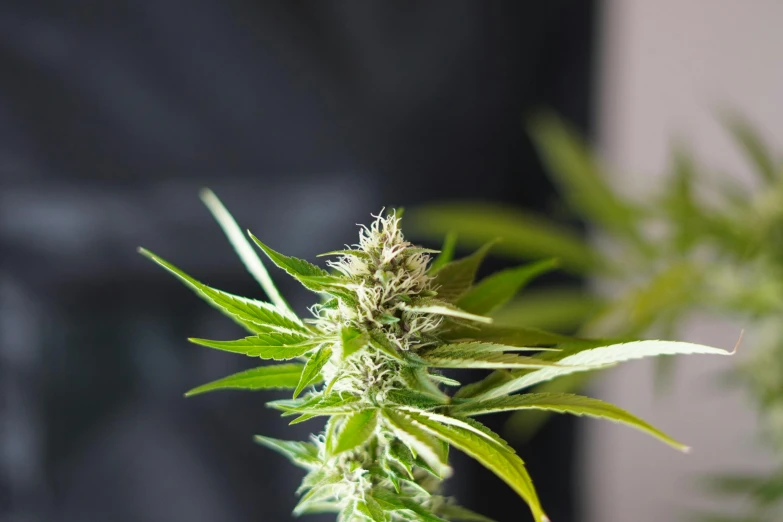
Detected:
left=185, top=363, right=305, bottom=396
left=453, top=392, right=688, bottom=451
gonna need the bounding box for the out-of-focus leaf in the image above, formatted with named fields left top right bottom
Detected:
left=528, top=111, right=643, bottom=239
left=490, top=288, right=601, bottom=332
left=409, top=203, right=597, bottom=273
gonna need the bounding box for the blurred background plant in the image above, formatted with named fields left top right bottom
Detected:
left=408, top=112, right=783, bottom=520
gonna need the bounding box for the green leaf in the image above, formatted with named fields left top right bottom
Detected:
left=253, top=435, right=322, bottom=468
left=199, top=189, right=293, bottom=315
left=372, top=490, right=447, bottom=522
left=386, top=441, right=416, bottom=478
left=356, top=497, right=389, bottom=522
left=268, top=393, right=364, bottom=417
left=185, top=363, right=305, bottom=396
left=402, top=409, right=548, bottom=522
left=408, top=203, right=597, bottom=274
left=431, top=241, right=498, bottom=302
left=528, top=111, right=641, bottom=238
left=477, top=339, right=735, bottom=400
left=453, top=392, right=688, bottom=451
left=333, top=409, right=378, bottom=454
left=188, top=332, right=317, bottom=360
left=295, top=345, right=333, bottom=397
left=367, top=331, right=405, bottom=361
left=429, top=231, right=458, bottom=274
left=382, top=409, right=451, bottom=478
left=386, top=389, right=449, bottom=409
left=138, top=248, right=306, bottom=334
left=456, top=259, right=558, bottom=315
left=421, top=347, right=564, bottom=370
left=721, top=111, right=778, bottom=184
left=247, top=232, right=332, bottom=292
left=404, top=300, right=492, bottom=324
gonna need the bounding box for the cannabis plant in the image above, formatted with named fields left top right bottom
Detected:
left=139, top=190, right=732, bottom=522
left=410, top=113, right=783, bottom=519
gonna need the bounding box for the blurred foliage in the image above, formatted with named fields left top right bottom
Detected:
left=409, top=111, right=783, bottom=520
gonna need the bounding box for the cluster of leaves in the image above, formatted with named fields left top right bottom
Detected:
left=409, top=113, right=783, bottom=520
left=140, top=191, right=731, bottom=522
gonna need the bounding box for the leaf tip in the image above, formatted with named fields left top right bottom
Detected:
left=198, top=187, right=216, bottom=201
left=681, top=445, right=692, bottom=454
left=730, top=329, right=744, bottom=355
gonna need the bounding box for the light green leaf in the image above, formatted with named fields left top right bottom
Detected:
left=295, top=345, right=332, bottom=397
left=199, top=189, right=294, bottom=315
left=247, top=232, right=332, bottom=292
left=382, top=409, right=452, bottom=478
left=269, top=394, right=364, bottom=417
left=478, top=340, right=735, bottom=400
left=185, top=363, right=305, bottom=396
left=442, top=324, right=575, bottom=347
left=453, top=392, right=688, bottom=451
left=138, top=248, right=305, bottom=334
left=372, top=490, right=447, bottom=522
left=404, top=300, right=492, bottom=324
left=402, top=409, right=548, bottom=522
left=188, top=332, right=317, bottom=360
left=333, top=409, right=379, bottom=454
left=431, top=241, right=498, bottom=302
left=429, top=231, right=458, bottom=274
left=489, top=288, right=600, bottom=332
left=408, top=203, right=596, bottom=274
left=253, top=435, right=322, bottom=468
left=457, top=259, right=558, bottom=315
left=357, top=497, right=389, bottom=522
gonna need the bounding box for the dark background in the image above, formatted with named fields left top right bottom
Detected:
left=0, top=2, right=597, bottom=521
